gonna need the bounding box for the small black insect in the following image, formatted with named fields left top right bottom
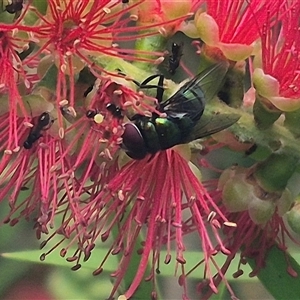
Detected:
left=122, top=63, right=240, bottom=159
left=122, top=0, right=129, bottom=3
left=168, top=42, right=183, bottom=75
left=83, top=85, right=94, bottom=97
left=86, top=104, right=123, bottom=120
left=23, top=112, right=53, bottom=149
left=5, top=0, right=23, bottom=13
left=5, top=0, right=23, bottom=19
left=86, top=109, right=98, bottom=119
left=106, top=103, right=123, bottom=119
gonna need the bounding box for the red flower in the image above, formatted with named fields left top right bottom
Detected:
left=0, top=28, right=33, bottom=149
left=39, top=150, right=237, bottom=299
left=192, top=0, right=284, bottom=61
left=253, top=0, right=300, bottom=111
left=5, top=1, right=297, bottom=299
left=131, top=0, right=198, bottom=36
left=0, top=0, right=186, bottom=228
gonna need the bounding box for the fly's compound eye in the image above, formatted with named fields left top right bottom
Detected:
left=122, top=123, right=147, bottom=159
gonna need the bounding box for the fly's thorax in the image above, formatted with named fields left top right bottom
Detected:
left=154, top=117, right=183, bottom=150
left=134, top=114, right=197, bottom=153
left=135, top=117, right=161, bottom=154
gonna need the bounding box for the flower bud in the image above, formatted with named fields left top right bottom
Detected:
left=222, top=173, right=253, bottom=212
left=254, top=153, right=298, bottom=193
left=276, top=188, right=294, bottom=216
left=188, top=161, right=202, bottom=182
left=218, top=165, right=246, bottom=191
left=284, top=108, right=300, bottom=137
left=220, top=165, right=294, bottom=224
left=248, top=197, right=275, bottom=225
left=252, top=94, right=282, bottom=130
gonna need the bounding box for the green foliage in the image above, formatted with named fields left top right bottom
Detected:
left=248, top=246, right=300, bottom=300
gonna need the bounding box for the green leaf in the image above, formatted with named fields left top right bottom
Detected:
left=209, top=283, right=227, bottom=300
left=247, top=245, right=300, bottom=300
left=4, top=248, right=277, bottom=299
left=0, top=259, right=32, bottom=295
left=23, top=0, right=48, bottom=25
left=36, top=64, right=59, bottom=91
left=48, top=266, right=113, bottom=300
left=133, top=35, right=167, bottom=72
left=1, top=249, right=118, bottom=272
left=32, top=0, right=47, bottom=14
left=2, top=249, right=258, bottom=278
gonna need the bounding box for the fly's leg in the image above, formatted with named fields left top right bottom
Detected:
left=132, top=74, right=165, bottom=103
left=155, top=74, right=164, bottom=103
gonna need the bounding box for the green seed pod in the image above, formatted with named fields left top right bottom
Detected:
left=284, top=108, right=300, bottom=137
left=276, top=188, right=294, bottom=216
left=218, top=165, right=246, bottom=191
left=253, top=94, right=282, bottom=130
left=248, top=197, right=276, bottom=225
left=254, top=153, right=298, bottom=192
left=222, top=174, right=254, bottom=213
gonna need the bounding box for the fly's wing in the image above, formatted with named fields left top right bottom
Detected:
left=161, top=62, right=229, bottom=121
left=161, top=83, right=205, bottom=122
left=189, top=61, right=230, bottom=102
left=182, top=113, right=240, bottom=143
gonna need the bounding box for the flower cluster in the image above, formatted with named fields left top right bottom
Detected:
left=253, top=1, right=300, bottom=112
left=1, top=0, right=300, bottom=299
